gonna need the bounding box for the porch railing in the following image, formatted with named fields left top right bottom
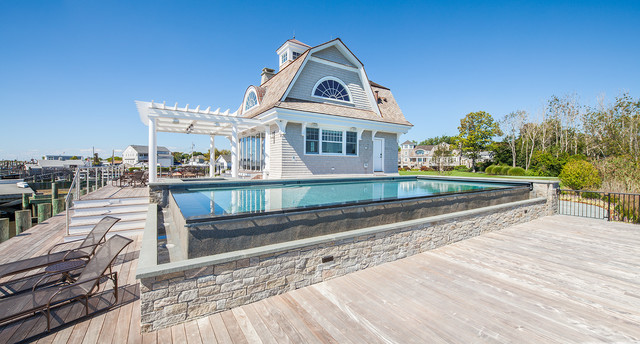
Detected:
left=557, top=189, right=640, bottom=224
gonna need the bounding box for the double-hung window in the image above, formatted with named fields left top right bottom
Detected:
left=322, top=130, right=343, bottom=154
left=306, top=128, right=319, bottom=154
left=346, top=131, right=357, bottom=155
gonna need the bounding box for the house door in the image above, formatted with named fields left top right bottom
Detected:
left=373, top=138, right=384, bottom=172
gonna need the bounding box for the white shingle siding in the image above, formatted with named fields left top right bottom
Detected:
left=312, top=46, right=356, bottom=67
left=288, top=61, right=372, bottom=111
left=267, top=123, right=399, bottom=177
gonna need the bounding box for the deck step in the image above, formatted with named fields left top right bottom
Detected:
left=69, top=212, right=147, bottom=226
left=73, top=197, right=148, bottom=209
left=64, top=228, right=144, bottom=242
left=71, top=203, right=150, bottom=216
left=66, top=196, right=150, bottom=241
left=68, top=219, right=146, bottom=235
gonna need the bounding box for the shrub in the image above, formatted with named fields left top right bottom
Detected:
left=420, top=166, right=434, bottom=171
left=499, top=166, right=511, bottom=175
left=486, top=165, right=497, bottom=174
left=507, top=167, right=525, bottom=176
left=559, top=160, right=601, bottom=190
left=453, top=165, right=469, bottom=172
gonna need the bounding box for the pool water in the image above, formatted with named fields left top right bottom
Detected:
left=171, top=178, right=508, bottom=219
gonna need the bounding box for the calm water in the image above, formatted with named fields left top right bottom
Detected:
left=172, top=178, right=507, bottom=219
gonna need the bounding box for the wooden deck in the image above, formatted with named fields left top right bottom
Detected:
left=1, top=203, right=639, bottom=342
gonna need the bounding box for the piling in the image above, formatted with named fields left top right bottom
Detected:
left=37, top=203, right=52, bottom=223
left=52, top=197, right=65, bottom=215
left=22, top=193, right=29, bottom=209
left=0, top=218, right=9, bottom=243
left=51, top=182, right=59, bottom=200
left=15, top=210, right=31, bottom=234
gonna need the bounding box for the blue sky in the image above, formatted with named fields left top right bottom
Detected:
left=1, top=1, right=638, bottom=159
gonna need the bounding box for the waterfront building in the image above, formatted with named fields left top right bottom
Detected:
left=122, top=145, right=173, bottom=167
left=136, top=38, right=412, bottom=181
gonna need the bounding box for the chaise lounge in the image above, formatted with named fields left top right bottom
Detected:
left=0, top=235, right=133, bottom=331
left=0, top=216, right=120, bottom=294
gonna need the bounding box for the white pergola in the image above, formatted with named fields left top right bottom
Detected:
left=135, top=101, right=265, bottom=182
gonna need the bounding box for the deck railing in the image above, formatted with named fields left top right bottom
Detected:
left=557, top=189, right=640, bottom=224
left=65, top=165, right=125, bottom=235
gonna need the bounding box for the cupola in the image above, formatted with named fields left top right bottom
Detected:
left=276, top=38, right=310, bottom=71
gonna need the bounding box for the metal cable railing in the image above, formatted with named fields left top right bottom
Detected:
left=64, top=165, right=125, bottom=235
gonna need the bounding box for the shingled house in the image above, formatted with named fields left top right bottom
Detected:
left=137, top=38, right=412, bottom=181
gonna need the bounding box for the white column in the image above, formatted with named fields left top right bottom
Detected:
left=209, top=135, right=215, bottom=178
left=148, top=117, right=158, bottom=183
left=263, top=126, right=270, bottom=179
left=231, top=124, right=238, bottom=178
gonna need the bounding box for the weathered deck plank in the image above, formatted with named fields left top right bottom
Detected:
left=1, top=211, right=640, bottom=343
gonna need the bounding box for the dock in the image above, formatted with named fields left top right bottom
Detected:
left=0, top=186, right=638, bottom=343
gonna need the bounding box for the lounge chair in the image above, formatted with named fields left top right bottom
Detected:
left=0, top=235, right=132, bottom=331
left=0, top=216, right=120, bottom=283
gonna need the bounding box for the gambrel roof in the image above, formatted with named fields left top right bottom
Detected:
left=239, top=38, right=412, bottom=127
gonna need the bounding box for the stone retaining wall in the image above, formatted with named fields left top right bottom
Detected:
left=139, top=197, right=549, bottom=332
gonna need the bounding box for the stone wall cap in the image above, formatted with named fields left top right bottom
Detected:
left=136, top=197, right=547, bottom=279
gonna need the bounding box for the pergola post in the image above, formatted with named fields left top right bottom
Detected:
left=209, top=135, right=215, bottom=178
left=149, top=117, right=158, bottom=183
left=263, top=126, right=270, bottom=179
left=231, top=124, right=238, bottom=178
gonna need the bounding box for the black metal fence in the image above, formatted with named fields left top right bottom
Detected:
left=557, top=189, right=640, bottom=224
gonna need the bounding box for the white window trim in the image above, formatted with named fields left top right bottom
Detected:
left=310, top=76, right=354, bottom=105
left=242, top=88, right=260, bottom=113
left=304, top=126, right=359, bottom=157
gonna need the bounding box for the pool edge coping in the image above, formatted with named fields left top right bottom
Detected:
left=135, top=197, right=547, bottom=280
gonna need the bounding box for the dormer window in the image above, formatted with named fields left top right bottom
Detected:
left=244, top=90, right=258, bottom=112
left=280, top=53, right=288, bottom=65
left=292, top=51, right=301, bottom=60
left=312, top=77, right=351, bottom=102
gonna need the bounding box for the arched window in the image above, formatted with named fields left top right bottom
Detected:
left=312, top=77, right=351, bottom=102
left=244, top=91, right=258, bottom=112
left=415, top=150, right=425, bottom=155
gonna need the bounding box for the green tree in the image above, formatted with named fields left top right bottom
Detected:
left=456, top=111, right=502, bottom=172
left=70, top=156, right=79, bottom=160
left=418, top=135, right=454, bottom=146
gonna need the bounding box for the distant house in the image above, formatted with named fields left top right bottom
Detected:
left=25, top=159, right=87, bottom=173
left=215, top=154, right=231, bottom=172
left=186, top=154, right=207, bottom=166
left=44, top=155, right=79, bottom=161
left=123, top=145, right=173, bottom=167
left=399, top=140, right=493, bottom=169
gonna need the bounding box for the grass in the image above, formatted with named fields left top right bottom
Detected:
left=398, top=170, right=559, bottom=180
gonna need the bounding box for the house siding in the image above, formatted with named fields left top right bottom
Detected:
left=287, top=60, right=372, bottom=111
left=312, top=46, right=356, bottom=67
left=378, top=132, right=399, bottom=173
left=269, top=123, right=402, bottom=178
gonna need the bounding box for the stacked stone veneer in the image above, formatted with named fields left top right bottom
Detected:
left=139, top=195, right=552, bottom=332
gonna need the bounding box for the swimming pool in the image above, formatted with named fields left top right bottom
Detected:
left=172, top=178, right=510, bottom=220
left=161, top=176, right=532, bottom=260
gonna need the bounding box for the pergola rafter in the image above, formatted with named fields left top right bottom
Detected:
left=136, top=101, right=267, bottom=181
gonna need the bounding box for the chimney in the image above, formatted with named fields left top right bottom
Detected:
left=261, top=68, right=276, bottom=84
